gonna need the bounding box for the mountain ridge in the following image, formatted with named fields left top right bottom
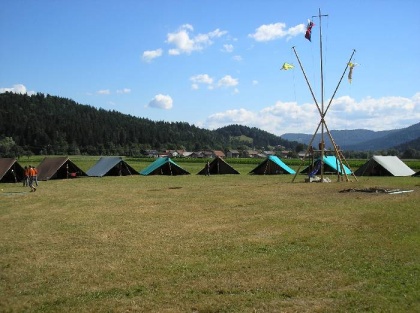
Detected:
left=281, top=123, right=420, bottom=151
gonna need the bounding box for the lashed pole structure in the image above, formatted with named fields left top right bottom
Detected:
left=292, top=9, right=358, bottom=183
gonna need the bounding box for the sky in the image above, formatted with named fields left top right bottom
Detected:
left=1, top=0, right=419, bottom=136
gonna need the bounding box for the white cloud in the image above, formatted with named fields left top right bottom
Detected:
left=0, top=84, right=35, bottom=95
left=328, top=94, right=420, bottom=131
left=252, top=80, right=258, bottom=85
left=117, top=88, right=131, bottom=94
left=147, top=94, right=173, bottom=110
left=142, top=49, right=163, bottom=62
left=190, top=74, right=239, bottom=90
left=217, top=75, right=238, bottom=88
left=222, top=44, right=233, bottom=53
left=166, top=24, right=227, bottom=55
left=97, top=89, right=110, bottom=95
left=233, top=55, right=242, bottom=62
left=249, top=22, right=305, bottom=42
left=190, top=74, right=214, bottom=89
left=200, top=93, right=420, bottom=135
left=190, top=74, right=213, bottom=85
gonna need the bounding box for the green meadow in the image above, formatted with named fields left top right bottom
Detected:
left=1, top=158, right=419, bottom=312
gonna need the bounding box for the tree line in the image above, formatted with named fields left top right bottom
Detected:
left=0, top=92, right=301, bottom=157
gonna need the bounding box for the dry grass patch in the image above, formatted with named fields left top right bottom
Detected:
left=1, top=174, right=419, bottom=312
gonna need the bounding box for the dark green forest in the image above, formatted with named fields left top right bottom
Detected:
left=0, top=92, right=301, bottom=157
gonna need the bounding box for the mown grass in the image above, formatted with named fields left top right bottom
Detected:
left=1, top=162, right=419, bottom=312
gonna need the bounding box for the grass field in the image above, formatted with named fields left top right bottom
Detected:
left=1, top=158, right=419, bottom=312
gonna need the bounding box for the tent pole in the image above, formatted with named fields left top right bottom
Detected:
left=292, top=47, right=322, bottom=116
left=292, top=120, right=322, bottom=182
left=317, top=8, right=328, bottom=183
left=124, top=161, right=132, bottom=176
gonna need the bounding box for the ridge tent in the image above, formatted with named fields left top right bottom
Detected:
left=140, top=157, right=190, bottom=176
left=0, top=158, right=24, bottom=183
left=249, top=155, right=296, bottom=175
left=301, top=156, right=352, bottom=176
left=37, top=156, right=87, bottom=180
left=197, top=156, right=240, bottom=175
left=354, top=155, right=415, bottom=177
left=413, top=170, right=420, bottom=177
left=87, top=157, right=139, bottom=177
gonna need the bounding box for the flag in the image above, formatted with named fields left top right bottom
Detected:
left=348, top=62, right=358, bottom=83
left=281, top=62, right=294, bottom=70
left=305, top=20, right=314, bottom=42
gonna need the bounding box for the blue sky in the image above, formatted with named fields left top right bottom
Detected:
left=1, top=0, right=419, bottom=136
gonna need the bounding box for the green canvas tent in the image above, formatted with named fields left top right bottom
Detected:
left=37, top=156, right=87, bottom=180
left=354, top=155, right=415, bottom=177
left=249, top=155, right=296, bottom=175
left=86, top=157, right=139, bottom=177
left=0, top=158, right=24, bottom=183
left=140, top=157, right=190, bottom=176
left=301, top=156, right=352, bottom=176
left=197, top=156, right=240, bottom=175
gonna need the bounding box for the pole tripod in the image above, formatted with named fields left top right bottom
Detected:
left=291, top=9, right=358, bottom=182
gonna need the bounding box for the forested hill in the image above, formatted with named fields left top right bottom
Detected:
left=0, top=92, right=299, bottom=156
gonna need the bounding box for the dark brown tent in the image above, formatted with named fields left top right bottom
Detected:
left=36, top=157, right=87, bottom=181
left=0, top=158, right=24, bottom=183
left=197, top=156, right=240, bottom=175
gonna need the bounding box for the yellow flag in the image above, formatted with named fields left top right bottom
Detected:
left=281, top=62, right=294, bottom=70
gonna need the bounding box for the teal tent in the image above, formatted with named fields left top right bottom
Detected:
left=249, top=155, right=296, bottom=175
left=301, top=156, right=352, bottom=176
left=140, top=157, right=190, bottom=176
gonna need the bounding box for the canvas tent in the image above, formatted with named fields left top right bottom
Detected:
left=197, top=156, right=240, bottom=175
left=0, top=158, right=24, bottom=183
left=354, top=155, right=415, bottom=177
left=140, top=157, right=190, bottom=176
left=301, top=156, right=352, bottom=176
left=249, top=155, right=296, bottom=175
left=87, top=157, right=139, bottom=177
left=413, top=170, right=420, bottom=177
left=37, top=156, right=87, bottom=180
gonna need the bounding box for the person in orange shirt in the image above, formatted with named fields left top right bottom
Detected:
left=33, top=166, right=39, bottom=186
left=28, top=166, right=36, bottom=192
left=23, top=166, right=29, bottom=187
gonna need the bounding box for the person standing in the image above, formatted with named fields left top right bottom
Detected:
left=28, top=166, right=36, bottom=192
left=33, top=166, right=39, bottom=186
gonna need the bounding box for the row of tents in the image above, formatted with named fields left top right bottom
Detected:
left=0, top=155, right=419, bottom=183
